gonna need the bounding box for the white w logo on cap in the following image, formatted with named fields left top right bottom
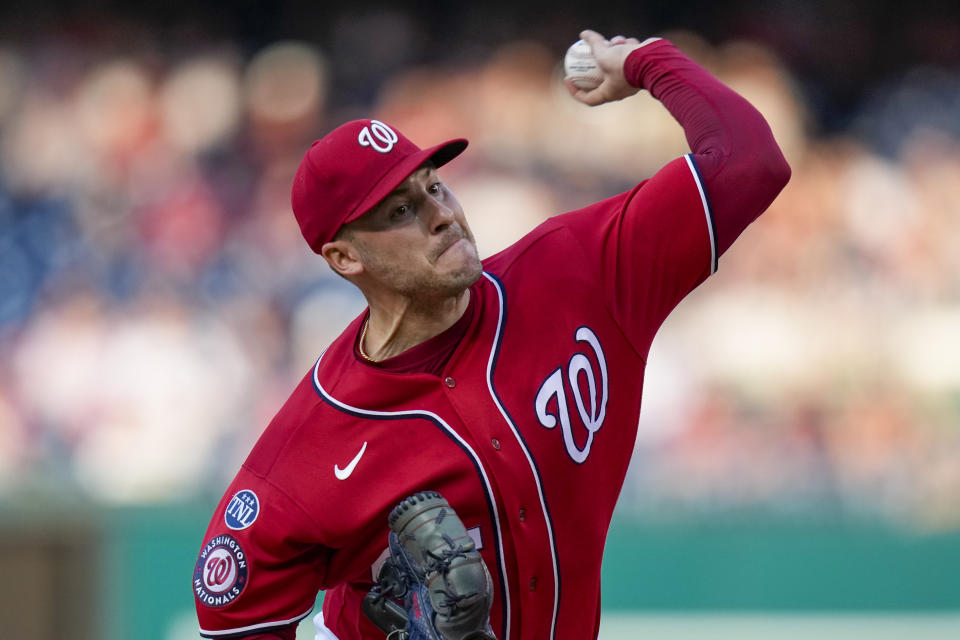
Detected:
left=358, top=120, right=399, bottom=153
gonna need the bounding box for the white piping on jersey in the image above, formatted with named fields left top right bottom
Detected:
left=483, top=271, right=561, bottom=640
left=199, top=606, right=313, bottom=637
left=312, top=342, right=512, bottom=640
left=684, top=153, right=718, bottom=275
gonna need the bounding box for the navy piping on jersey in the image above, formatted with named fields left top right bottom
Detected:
left=482, top=271, right=561, bottom=640
left=199, top=606, right=313, bottom=638
left=310, top=323, right=512, bottom=640
left=684, top=153, right=719, bottom=274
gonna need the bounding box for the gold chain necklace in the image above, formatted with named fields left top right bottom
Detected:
left=358, top=318, right=376, bottom=362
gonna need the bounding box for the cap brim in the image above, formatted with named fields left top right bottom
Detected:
left=344, top=138, right=468, bottom=225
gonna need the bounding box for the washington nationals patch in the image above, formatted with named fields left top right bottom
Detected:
left=194, top=534, right=249, bottom=608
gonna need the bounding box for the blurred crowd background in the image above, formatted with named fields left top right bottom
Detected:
left=1, top=0, right=959, bottom=535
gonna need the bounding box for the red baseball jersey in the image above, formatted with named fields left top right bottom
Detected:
left=194, top=39, right=790, bottom=640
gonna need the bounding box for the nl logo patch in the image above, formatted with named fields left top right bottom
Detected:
left=225, top=489, right=260, bottom=530
left=194, top=534, right=249, bottom=608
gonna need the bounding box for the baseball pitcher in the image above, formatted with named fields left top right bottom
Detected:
left=193, top=29, right=790, bottom=640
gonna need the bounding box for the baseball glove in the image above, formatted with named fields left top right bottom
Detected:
left=362, top=491, right=497, bottom=640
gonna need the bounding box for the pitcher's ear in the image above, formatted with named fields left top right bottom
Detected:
left=321, top=239, right=364, bottom=278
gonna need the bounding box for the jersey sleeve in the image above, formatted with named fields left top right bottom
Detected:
left=193, top=466, right=331, bottom=638
left=557, top=156, right=715, bottom=357
left=622, top=39, right=791, bottom=261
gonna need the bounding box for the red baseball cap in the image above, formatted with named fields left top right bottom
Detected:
left=291, top=119, right=468, bottom=253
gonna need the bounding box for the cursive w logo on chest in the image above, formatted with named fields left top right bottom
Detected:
left=534, top=326, right=609, bottom=463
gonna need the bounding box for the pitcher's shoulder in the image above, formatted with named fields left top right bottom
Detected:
left=479, top=215, right=580, bottom=278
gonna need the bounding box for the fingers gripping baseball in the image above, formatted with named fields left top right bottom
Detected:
left=565, top=29, right=643, bottom=106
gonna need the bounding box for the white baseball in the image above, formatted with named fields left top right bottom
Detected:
left=564, top=39, right=603, bottom=91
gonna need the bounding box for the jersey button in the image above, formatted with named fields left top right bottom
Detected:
left=518, top=508, right=526, bottom=522
left=529, top=576, right=538, bottom=591
left=491, top=438, right=501, bottom=450
left=443, top=376, right=456, bottom=388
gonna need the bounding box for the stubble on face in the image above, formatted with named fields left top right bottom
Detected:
left=351, top=225, right=483, bottom=301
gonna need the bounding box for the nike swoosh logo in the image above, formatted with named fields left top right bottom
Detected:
left=334, top=442, right=367, bottom=480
